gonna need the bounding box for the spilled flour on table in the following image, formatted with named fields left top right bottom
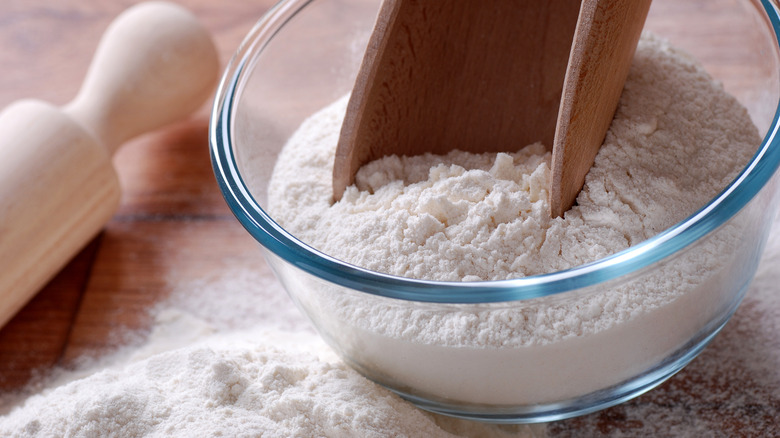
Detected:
left=0, top=267, right=542, bottom=438
left=0, top=219, right=778, bottom=437
left=1, top=219, right=778, bottom=437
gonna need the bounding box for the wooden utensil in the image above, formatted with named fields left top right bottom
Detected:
left=0, top=2, right=219, bottom=328
left=332, top=0, right=651, bottom=218
left=550, top=0, right=652, bottom=216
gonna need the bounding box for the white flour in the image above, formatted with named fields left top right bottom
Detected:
left=2, top=225, right=777, bottom=437
left=266, top=34, right=761, bottom=405
left=268, top=34, right=757, bottom=281
left=0, top=34, right=768, bottom=437
left=2, top=336, right=491, bottom=437
left=0, top=266, right=543, bottom=437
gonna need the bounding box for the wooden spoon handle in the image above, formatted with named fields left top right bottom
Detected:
left=550, top=0, right=652, bottom=217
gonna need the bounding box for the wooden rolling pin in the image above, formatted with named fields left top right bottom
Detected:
left=0, top=2, right=218, bottom=328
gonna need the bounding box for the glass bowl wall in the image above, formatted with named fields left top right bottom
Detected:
left=211, top=0, right=780, bottom=423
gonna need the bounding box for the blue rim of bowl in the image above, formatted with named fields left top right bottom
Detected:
left=210, top=0, right=780, bottom=304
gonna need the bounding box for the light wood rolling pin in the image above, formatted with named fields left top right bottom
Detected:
left=0, top=2, right=218, bottom=328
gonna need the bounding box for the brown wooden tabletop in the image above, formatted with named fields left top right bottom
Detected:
left=0, top=1, right=778, bottom=437
left=0, top=0, right=276, bottom=392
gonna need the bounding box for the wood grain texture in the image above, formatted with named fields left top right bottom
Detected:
left=113, top=116, right=230, bottom=218
left=0, top=100, right=121, bottom=327
left=0, top=0, right=778, bottom=436
left=333, top=0, right=581, bottom=200
left=61, top=219, right=262, bottom=362
left=0, top=238, right=99, bottom=389
left=0, top=0, right=276, bottom=393
left=550, top=0, right=651, bottom=217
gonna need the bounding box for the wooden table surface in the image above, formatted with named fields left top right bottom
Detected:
left=0, top=0, right=277, bottom=392
left=0, top=1, right=779, bottom=437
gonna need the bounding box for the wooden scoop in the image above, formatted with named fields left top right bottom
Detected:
left=333, top=0, right=651, bottom=217
left=0, top=2, right=218, bottom=328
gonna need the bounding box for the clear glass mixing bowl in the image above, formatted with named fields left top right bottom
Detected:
left=210, top=0, right=780, bottom=423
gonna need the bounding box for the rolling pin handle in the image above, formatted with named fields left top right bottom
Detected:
left=64, top=1, right=219, bottom=154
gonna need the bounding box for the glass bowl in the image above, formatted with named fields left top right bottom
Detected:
left=210, top=0, right=780, bottom=423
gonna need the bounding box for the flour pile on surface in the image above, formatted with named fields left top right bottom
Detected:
left=3, top=336, right=517, bottom=438
left=1, top=226, right=778, bottom=436
left=0, top=267, right=542, bottom=438
left=2, top=228, right=777, bottom=437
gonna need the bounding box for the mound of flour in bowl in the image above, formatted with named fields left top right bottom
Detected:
left=268, top=35, right=758, bottom=281
left=266, top=34, right=761, bottom=405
